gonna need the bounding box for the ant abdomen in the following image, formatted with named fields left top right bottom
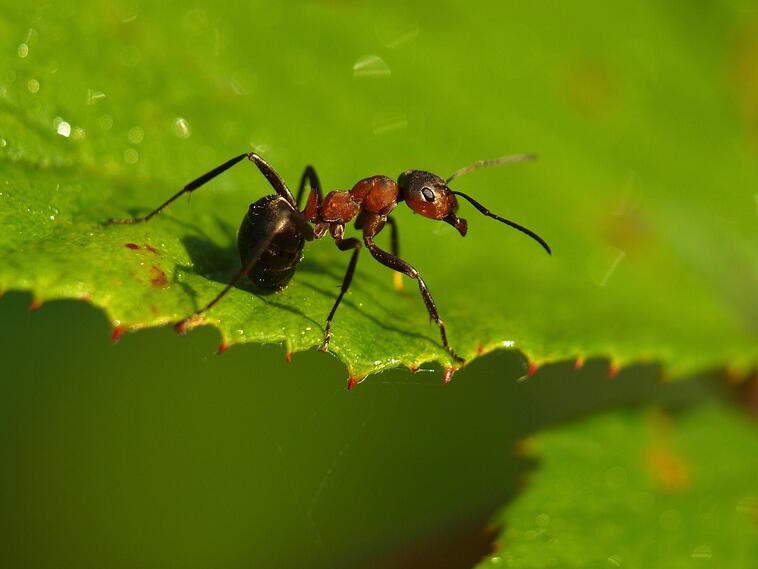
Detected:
left=237, top=195, right=305, bottom=291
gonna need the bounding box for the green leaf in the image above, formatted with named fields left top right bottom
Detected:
left=1, top=1, right=756, bottom=380
left=476, top=404, right=758, bottom=568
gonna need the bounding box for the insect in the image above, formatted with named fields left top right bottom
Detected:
left=107, top=151, right=550, bottom=375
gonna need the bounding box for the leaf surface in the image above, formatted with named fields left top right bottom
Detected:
left=476, top=404, right=758, bottom=568
left=1, top=1, right=756, bottom=379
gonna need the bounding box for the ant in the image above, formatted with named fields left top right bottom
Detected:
left=107, top=151, right=550, bottom=371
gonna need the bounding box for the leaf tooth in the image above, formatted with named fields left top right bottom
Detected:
left=442, top=367, right=457, bottom=384
left=29, top=298, right=43, bottom=311
left=110, top=325, right=125, bottom=344
left=527, top=361, right=540, bottom=377
left=175, top=320, right=189, bottom=335
left=608, top=361, right=620, bottom=379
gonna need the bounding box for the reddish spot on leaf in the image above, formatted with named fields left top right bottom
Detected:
left=125, top=243, right=140, bottom=250
left=28, top=298, right=43, bottom=311
left=574, top=356, right=585, bottom=370
left=175, top=320, right=189, bottom=335
left=144, top=244, right=159, bottom=255
left=608, top=363, right=620, bottom=378
left=150, top=266, right=168, bottom=288
left=647, top=446, right=690, bottom=492
left=476, top=344, right=485, bottom=355
left=217, top=342, right=228, bottom=355
left=285, top=351, right=293, bottom=363
left=347, top=376, right=358, bottom=390
left=408, top=365, right=419, bottom=374
left=111, top=325, right=124, bottom=343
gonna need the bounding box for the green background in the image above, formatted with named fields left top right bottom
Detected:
left=0, top=293, right=715, bottom=568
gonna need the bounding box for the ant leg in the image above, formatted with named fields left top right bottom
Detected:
left=295, top=165, right=323, bottom=211
left=386, top=217, right=404, bottom=291
left=364, top=236, right=464, bottom=364
left=175, top=228, right=277, bottom=333
left=107, top=153, right=249, bottom=224
left=247, top=153, right=296, bottom=207
left=386, top=217, right=400, bottom=256
left=107, top=152, right=294, bottom=224
left=174, top=207, right=312, bottom=332
left=319, top=237, right=361, bottom=352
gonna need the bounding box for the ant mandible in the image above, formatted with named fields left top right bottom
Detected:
left=107, top=152, right=551, bottom=367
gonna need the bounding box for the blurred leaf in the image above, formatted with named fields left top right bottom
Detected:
left=0, top=1, right=756, bottom=380
left=476, top=405, right=758, bottom=568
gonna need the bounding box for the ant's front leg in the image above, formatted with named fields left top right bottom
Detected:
left=363, top=234, right=464, bottom=364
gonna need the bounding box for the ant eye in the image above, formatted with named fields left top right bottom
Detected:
left=421, top=187, right=435, bottom=202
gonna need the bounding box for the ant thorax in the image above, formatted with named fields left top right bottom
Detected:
left=319, top=176, right=399, bottom=225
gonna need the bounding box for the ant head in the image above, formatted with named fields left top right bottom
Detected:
left=397, top=170, right=468, bottom=236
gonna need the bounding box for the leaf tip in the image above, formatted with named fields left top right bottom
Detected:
left=574, top=356, right=585, bottom=370
left=216, top=341, right=228, bottom=355
left=608, top=361, right=620, bottom=379
left=29, top=298, right=43, bottom=311
left=527, top=361, right=540, bottom=377
left=110, top=325, right=125, bottom=344
left=285, top=351, right=293, bottom=363
left=442, top=367, right=457, bottom=384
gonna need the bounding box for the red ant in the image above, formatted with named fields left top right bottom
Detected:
left=107, top=152, right=550, bottom=368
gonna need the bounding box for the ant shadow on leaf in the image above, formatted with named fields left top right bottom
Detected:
left=297, top=280, right=443, bottom=350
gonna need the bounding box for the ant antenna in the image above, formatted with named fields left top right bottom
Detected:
left=451, top=190, right=552, bottom=255
left=446, top=153, right=536, bottom=184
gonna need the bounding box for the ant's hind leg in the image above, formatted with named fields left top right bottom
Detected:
left=175, top=207, right=312, bottom=333
left=107, top=152, right=296, bottom=224
left=319, top=237, right=362, bottom=353
left=174, top=229, right=277, bottom=334
left=364, top=236, right=464, bottom=364
left=107, top=153, right=251, bottom=224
